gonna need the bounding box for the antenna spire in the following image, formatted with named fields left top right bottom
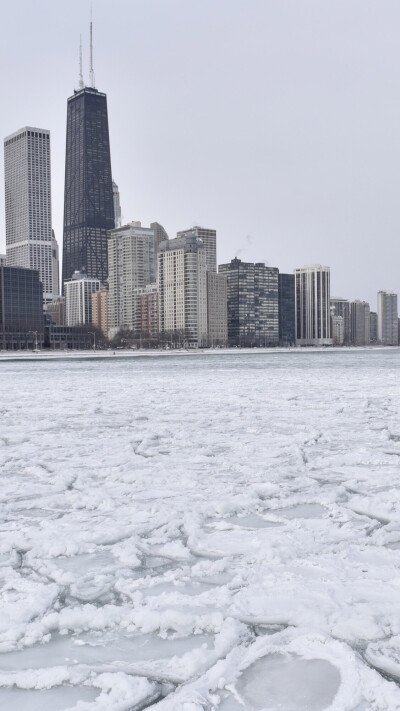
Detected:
left=79, top=35, right=84, bottom=89
left=89, top=5, right=95, bottom=88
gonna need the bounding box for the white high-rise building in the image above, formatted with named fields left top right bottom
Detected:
left=4, top=127, right=53, bottom=302
left=108, top=222, right=155, bottom=334
left=64, top=271, right=100, bottom=326
left=158, top=234, right=207, bottom=347
left=177, top=226, right=217, bottom=273
left=377, top=291, right=398, bottom=345
left=294, top=265, right=332, bottom=346
left=112, top=181, right=122, bottom=228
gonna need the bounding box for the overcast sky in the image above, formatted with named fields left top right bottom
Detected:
left=1, top=0, right=400, bottom=307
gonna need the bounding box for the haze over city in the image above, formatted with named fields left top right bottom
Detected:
left=1, top=0, right=399, bottom=307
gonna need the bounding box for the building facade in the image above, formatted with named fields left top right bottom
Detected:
left=62, top=86, right=114, bottom=285
left=44, top=322, right=93, bottom=350
left=350, top=300, right=370, bottom=346
left=108, top=222, right=155, bottom=334
left=377, top=291, right=398, bottom=345
left=112, top=180, right=122, bottom=228
left=51, top=231, right=60, bottom=298
left=150, top=222, right=169, bottom=277
left=92, top=288, right=109, bottom=336
left=132, top=285, right=159, bottom=341
left=0, top=255, right=6, bottom=266
left=4, top=127, right=53, bottom=302
left=177, top=226, right=217, bottom=274
left=294, top=265, right=332, bottom=346
left=330, top=297, right=350, bottom=344
left=158, top=235, right=207, bottom=347
left=46, top=297, right=65, bottom=326
left=0, top=266, right=44, bottom=349
left=64, top=271, right=100, bottom=326
left=331, top=314, right=344, bottom=346
left=370, top=311, right=378, bottom=344
left=278, top=273, right=295, bottom=346
left=207, top=272, right=228, bottom=346
left=219, top=258, right=279, bottom=346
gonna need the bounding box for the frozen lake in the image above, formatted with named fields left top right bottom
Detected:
left=1, top=349, right=400, bottom=710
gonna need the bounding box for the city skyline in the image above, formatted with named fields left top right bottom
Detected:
left=1, top=1, right=400, bottom=308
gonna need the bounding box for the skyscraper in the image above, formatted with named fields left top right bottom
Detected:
left=62, top=85, right=114, bottom=286
left=330, top=297, right=350, bottom=344
left=108, top=222, right=155, bottom=335
left=64, top=271, right=100, bottom=326
left=4, top=127, right=53, bottom=302
left=377, top=291, right=398, bottom=345
left=219, top=258, right=279, bottom=347
left=177, top=227, right=217, bottom=273
left=294, top=265, right=332, bottom=346
left=112, top=181, right=122, bottom=228
left=158, top=234, right=208, bottom=347
left=350, top=300, right=370, bottom=346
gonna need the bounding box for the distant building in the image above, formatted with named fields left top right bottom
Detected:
left=51, top=231, right=60, bottom=298
left=177, top=226, right=217, bottom=274
left=44, top=321, right=93, bottom=350
left=331, top=314, right=344, bottom=346
left=132, top=285, right=159, bottom=341
left=278, top=274, right=295, bottom=346
left=46, top=297, right=65, bottom=326
left=92, top=288, right=109, bottom=336
left=62, top=86, right=114, bottom=285
left=350, top=300, right=370, bottom=346
left=108, top=222, right=155, bottom=334
left=4, top=127, right=53, bottom=302
left=0, top=255, right=6, bottom=266
left=0, top=266, right=44, bottom=350
left=219, top=258, right=279, bottom=346
left=294, top=265, right=332, bottom=346
left=158, top=234, right=207, bottom=348
left=330, top=297, right=350, bottom=344
left=112, top=180, right=122, bottom=228
left=151, top=222, right=169, bottom=255
left=377, top=291, right=398, bottom=345
left=64, top=271, right=100, bottom=326
left=370, top=311, right=378, bottom=344
left=207, top=272, right=228, bottom=346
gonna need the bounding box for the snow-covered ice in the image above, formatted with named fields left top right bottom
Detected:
left=1, top=348, right=400, bottom=709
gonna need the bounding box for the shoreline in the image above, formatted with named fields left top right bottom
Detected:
left=0, top=345, right=398, bottom=362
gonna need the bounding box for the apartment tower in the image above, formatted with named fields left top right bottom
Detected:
left=219, top=258, right=279, bottom=347
left=377, top=291, right=398, bottom=345
left=177, top=227, right=217, bottom=274
left=294, top=265, right=332, bottom=346
left=108, top=222, right=155, bottom=335
left=158, top=235, right=207, bottom=347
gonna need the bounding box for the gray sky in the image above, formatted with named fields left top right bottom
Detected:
left=1, top=0, right=400, bottom=308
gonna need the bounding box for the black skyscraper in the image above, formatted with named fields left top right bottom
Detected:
left=62, top=86, right=114, bottom=286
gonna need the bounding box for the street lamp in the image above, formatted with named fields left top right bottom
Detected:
left=89, top=331, right=96, bottom=351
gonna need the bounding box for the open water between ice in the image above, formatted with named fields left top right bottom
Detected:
left=1, top=349, right=400, bottom=709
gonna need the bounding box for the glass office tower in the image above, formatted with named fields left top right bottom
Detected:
left=62, top=86, right=114, bottom=286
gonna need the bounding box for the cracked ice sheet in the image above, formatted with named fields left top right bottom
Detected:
left=1, top=349, right=400, bottom=709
